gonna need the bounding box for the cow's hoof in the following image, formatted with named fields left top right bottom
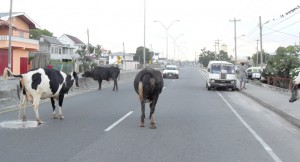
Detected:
left=53, top=115, right=58, bottom=119
left=59, top=115, right=64, bottom=119
left=149, top=125, right=157, bottom=129
left=140, top=122, right=145, bottom=127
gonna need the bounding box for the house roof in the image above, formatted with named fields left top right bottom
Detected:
left=0, top=12, right=39, bottom=29
left=0, top=20, right=17, bottom=28
left=41, top=35, right=63, bottom=45
left=64, top=34, right=84, bottom=45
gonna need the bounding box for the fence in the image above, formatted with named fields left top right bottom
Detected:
left=267, top=76, right=292, bottom=89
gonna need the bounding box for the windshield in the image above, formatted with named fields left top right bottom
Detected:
left=166, top=67, right=177, bottom=70
left=211, top=64, right=234, bottom=74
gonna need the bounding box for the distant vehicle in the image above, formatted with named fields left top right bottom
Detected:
left=163, top=65, right=179, bottom=79
left=206, top=61, right=237, bottom=91
left=246, top=67, right=261, bottom=80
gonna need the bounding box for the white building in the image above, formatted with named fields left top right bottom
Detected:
left=58, top=34, right=85, bottom=55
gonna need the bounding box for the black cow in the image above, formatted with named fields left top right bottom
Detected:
left=134, top=68, right=164, bottom=129
left=82, top=66, right=120, bottom=91
left=3, top=67, right=79, bottom=124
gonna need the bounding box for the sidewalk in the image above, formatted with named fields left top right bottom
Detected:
left=239, top=80, right=300, bottom=128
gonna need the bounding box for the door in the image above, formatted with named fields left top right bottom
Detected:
left=20, top=57, right=28, bottom=74
left=0, top=49, right=8, bottom=75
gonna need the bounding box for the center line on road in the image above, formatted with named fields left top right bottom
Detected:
left=217, top=92, right=282, bottom=162
left=104, top=111, right=133, bottom=132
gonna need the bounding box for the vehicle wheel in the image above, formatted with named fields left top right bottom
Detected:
left=231, top=87, right=236, bottom=91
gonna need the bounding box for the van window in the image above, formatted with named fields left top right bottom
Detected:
left=211, top=64, right=234, bottom=74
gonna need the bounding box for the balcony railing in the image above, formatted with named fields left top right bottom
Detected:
left=0, top=35, right=39, bottom=45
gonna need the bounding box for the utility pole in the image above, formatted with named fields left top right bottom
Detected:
left=230, top=18, right=241, bottom=64
left=143, top=0, right=146, bottom=68
left=256, top=40, right=259, bottom=66
left=215, top=39, right=221, bottom=60
left=8, top=0, right=13, bottom=70
left=259, top=16, right=263, bottom=69
left=123, top=42, right=126, bottom=70
left=87, top=28, right=90, bottom=56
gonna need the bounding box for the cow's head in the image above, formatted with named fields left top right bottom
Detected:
left=71, top=71, right=80, bottom=87
left=82, top=71, right=93, bottom=78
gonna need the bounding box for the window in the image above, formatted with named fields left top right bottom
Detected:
left=19, top=31, right=24, bottom=38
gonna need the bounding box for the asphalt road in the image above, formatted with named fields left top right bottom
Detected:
left=1, top=66, right=300, bottom=162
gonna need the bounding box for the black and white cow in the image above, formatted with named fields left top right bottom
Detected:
left=134, top=68, right=164, bottom=129
left=82, top=66, right=120, bottom=91
left=3, top=67, right=79, bottom=124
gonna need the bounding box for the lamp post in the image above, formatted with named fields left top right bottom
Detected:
left=154, top=20, right=180, bottom=59
left=143, top=0, right=146, bottom=68
left=171, top=34, right=184, bottom=61
left=8, top=0, right=13, bottom=70
left=176, top=42, right=185, bottom=61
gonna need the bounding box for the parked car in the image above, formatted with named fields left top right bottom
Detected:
left=206, top=61, right=237, bottom=91
left=246, top=67, right=261, bottom=80
left=163, top=65, right=179, bottom=79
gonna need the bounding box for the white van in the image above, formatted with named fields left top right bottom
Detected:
left=206, top=61, right=237, bottom=91
left=246, top=67, right=261, bottom=79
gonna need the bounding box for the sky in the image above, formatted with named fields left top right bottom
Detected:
left=1, top=0, right=300, bottom=61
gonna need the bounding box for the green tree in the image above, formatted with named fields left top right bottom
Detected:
left=198, top=48, right=217, bottom=67
left=251, top=51, right=270, bottom=66
left=264, top=46, right=300, bottom=78
left=29, top=29, right=53, bottom=39
left=218, top=50, right=231, bottom=61
left=133, top=46, right=152, bottom=64
left=94, top=44, right=102, bottom=59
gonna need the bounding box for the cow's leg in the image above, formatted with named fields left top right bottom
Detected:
left=140, top=100, right=146, bottom=127
left=98, top=79, right=102, bottom=90
left=32, top=97, right=42, bottom=124
left=115, top=79, right=118, bottom=91
left=51, top=98, right=58, bottom=119
left=149, top=95, right=159, bottom=129
left=19, top=95, right=27, bottom=121
left=113, top=79, right=118, bottom=91
left=58, top=94, right=65, bottom=119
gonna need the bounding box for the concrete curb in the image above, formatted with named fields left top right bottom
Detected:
left=240, top=90, right=300, bottom=129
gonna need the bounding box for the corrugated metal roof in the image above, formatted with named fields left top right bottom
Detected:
left=65, top=34, right=84, bottom=45
left=41, top=35, right=63, bottom=45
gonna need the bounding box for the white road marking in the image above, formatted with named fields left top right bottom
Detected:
left=104, top=111, right=133, bottom=132
left=217, top=92, right=282, bottom=162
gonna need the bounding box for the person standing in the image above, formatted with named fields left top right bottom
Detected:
left=47, top=62, right=53, bottom=69
left=238, top=62, right=247, bottom=90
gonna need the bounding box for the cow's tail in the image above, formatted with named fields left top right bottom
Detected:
left=4, top=68, right=24, bottom=100
left=3, top=68, right=22, bottom=80
left=138, top=81, right=144, bottom=101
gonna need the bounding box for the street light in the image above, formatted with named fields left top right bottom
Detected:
left=170, top=34, right=184, bottom=61
left=176, top=42, right=185, bottom=61
left=154, top=19, right=180, bottom=59
left=143, top=0, right=146, bottom=68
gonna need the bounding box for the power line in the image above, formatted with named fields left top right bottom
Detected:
left=263, top=20, right=300, bottom=37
